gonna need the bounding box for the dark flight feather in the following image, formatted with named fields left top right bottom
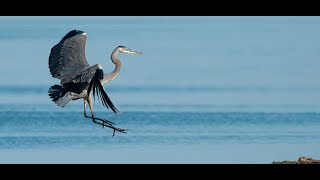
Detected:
left=87, top=69, right=120, bottom=114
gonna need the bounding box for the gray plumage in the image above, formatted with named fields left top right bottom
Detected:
left=47, top=29, right=142, bottom=135
left=49, top=30, right=90, bottom=85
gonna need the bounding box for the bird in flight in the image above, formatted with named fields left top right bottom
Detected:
left=48, top=29, right=142, bottom=136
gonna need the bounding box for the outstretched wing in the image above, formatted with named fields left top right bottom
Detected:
left=49, top=29, right=91, bottom=85
left=68, top=64, right=101, bottom=84
left=86, top=67, right=120, bottom=114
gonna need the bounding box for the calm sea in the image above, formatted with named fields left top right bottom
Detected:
left=0, top=16, right=320, bottom=163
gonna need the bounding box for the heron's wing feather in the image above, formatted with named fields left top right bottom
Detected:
left=49, top=30, right=90, bottom=85
left=64, top=64, right=100, bottom=84
left=87, top=68, right=120, bottom=114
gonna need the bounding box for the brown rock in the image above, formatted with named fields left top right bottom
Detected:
left=272, top=156, right=320, bottom=164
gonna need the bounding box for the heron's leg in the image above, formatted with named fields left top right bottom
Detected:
left=84, top=99, right=88, bottom=117
left=83, top=99, right=115, bottom=125
left=87, top=97, right=127, bottom=136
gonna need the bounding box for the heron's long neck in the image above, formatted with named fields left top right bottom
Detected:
left=102, top=50, right=122, bottom=84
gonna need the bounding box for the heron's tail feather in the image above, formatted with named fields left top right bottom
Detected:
left=48, top=84, right=71, bottom=107
left=88, top=69, right=120, bottom=114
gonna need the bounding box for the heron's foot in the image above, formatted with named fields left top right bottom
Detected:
left=92, top=118, right=127, bottom=136
left=84, top=115, right=116, bottom=126
left=112, top=127, right=127, bottom=137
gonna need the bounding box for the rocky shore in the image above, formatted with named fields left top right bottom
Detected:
left=272, top=157, right=320, bottom=164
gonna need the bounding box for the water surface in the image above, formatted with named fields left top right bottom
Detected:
left=0, top=16, right=320, bottom=163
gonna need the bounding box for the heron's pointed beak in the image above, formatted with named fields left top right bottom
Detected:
left=132, top=51, right=142, bottom=54
left=124, top=49, right=142, bottom=55
left=128, top=50, right=142, bottom=54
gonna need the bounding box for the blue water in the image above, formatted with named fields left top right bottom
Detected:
left=0, top=16, right=320, bottom=163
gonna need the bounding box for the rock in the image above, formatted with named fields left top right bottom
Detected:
left=272, top=156, right=320, bottom=164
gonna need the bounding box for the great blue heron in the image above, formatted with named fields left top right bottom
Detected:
left=48, top=29, right=142, bottom=136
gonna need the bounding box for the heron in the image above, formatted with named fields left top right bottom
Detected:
left=48, top=29, right=142, bottom=136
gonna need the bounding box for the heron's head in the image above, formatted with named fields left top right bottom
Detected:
left=117, top=46, right=142, bottom=54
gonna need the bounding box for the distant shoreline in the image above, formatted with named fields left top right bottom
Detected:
left=272, top=156, right=320, bottom=164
